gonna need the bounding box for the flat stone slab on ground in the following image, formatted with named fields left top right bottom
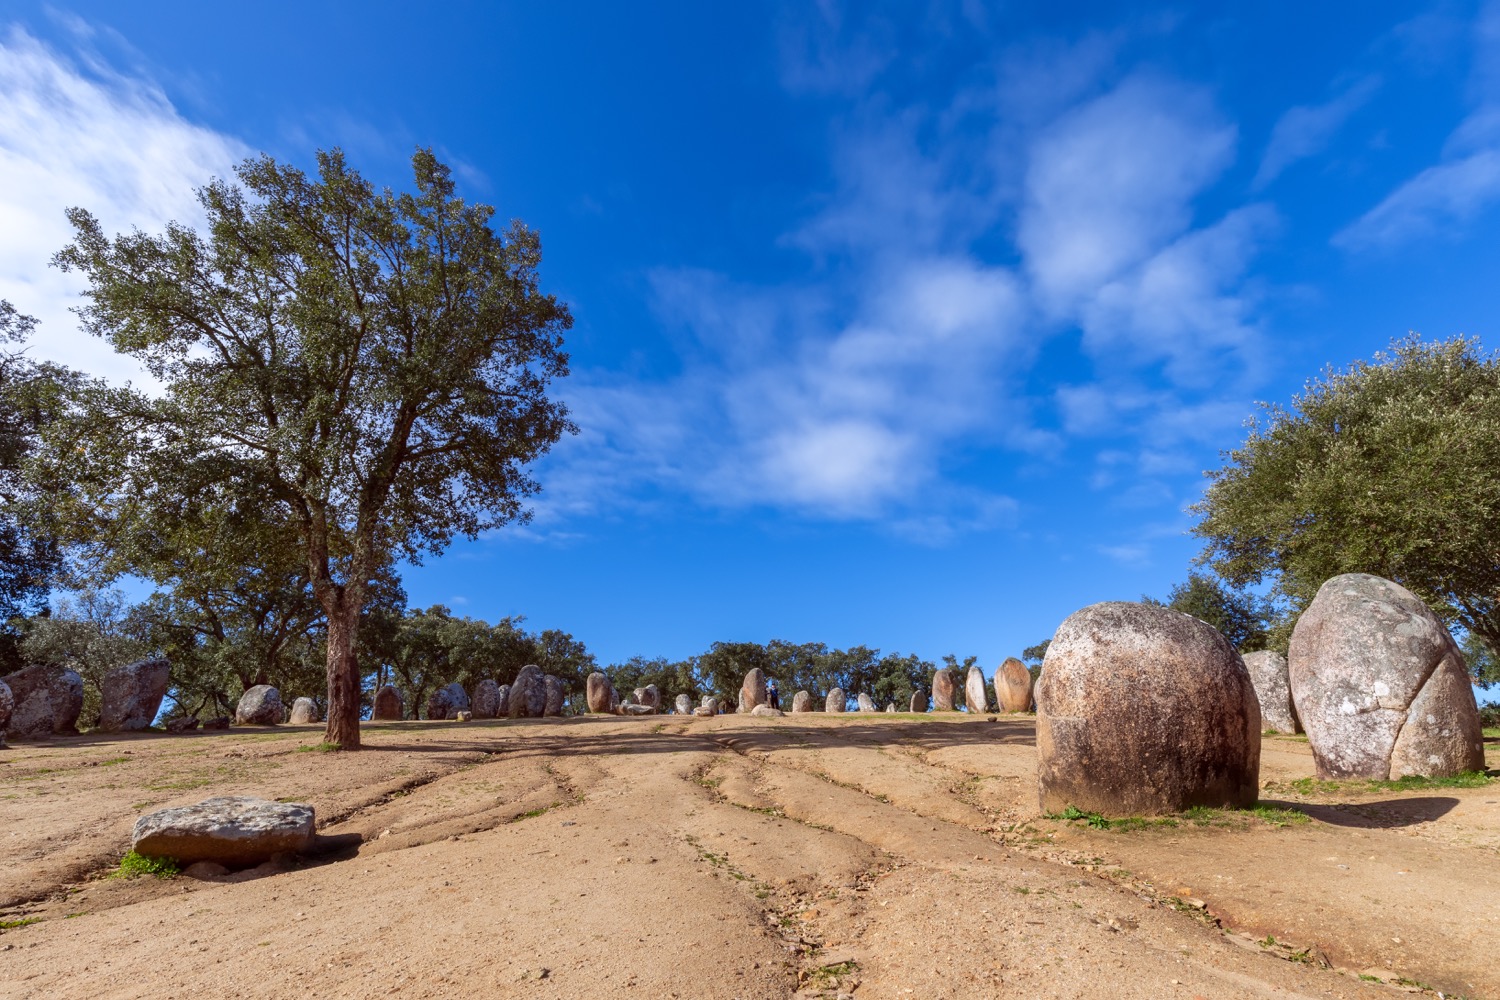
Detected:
left=132, top=796, right=315, bottom=866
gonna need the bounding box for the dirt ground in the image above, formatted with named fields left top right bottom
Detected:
left=1, top=714, right=1496, bottom=1000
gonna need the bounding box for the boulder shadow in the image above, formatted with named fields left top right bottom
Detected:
left=1260, top=795, right=1460, bottom=829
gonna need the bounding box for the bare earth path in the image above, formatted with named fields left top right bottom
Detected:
left=1, top=715, right=1495, bottom=999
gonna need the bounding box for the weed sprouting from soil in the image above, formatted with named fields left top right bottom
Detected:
left=1047, top=802, right=1308, bottom=831
left=113, top=851, right=180, bottom=879
left=0, top=917, right=42, bottom=931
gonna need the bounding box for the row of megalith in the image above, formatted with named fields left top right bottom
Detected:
left=0, top=658, right=169, bottom=745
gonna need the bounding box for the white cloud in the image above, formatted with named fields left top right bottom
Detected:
left=1336, top=2, right=1500, bottom=250
left=0, top=26, right=247, bottom=383
left=1253, top=76, right=1379, bottom=189
left=1019, top=75, right=1237, bottom=315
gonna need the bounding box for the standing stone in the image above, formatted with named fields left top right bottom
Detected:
left=426, top=682, right=470, bottom=721
left=885, top=703, right=896, bottom=713
left=1289, top=574, right=1483, bottom=780
left=471, top=679, right=502, bottom=719
left=0, top=679, right=12, bottom=747
left=132, top=797, right=315, bottom=866
left=825, top=688, right=846, bottom=713
left=700, top=695, right=718, bottom=714
left=965, top=665, right=988, bottom=714
left=372, top=685, right=404, bottom=720
left=857, top=693, right=877, bottom=713
left=1242, top=651, right=1298, bottom=734
left=910, top=687, right=928, bottom=713
left=633, top=684, right=660, bottom=714
left=609, top=686, right=621, bottom=714
left=543, top=675, right=566, bottom=717
left=586, top=672, right=615, bottom=714
left=496, top=683, right=512, bottom=716
left=931, top=669, right=957, bottom=711
left=99, top=659, right=170, bottom=733
left=3, top=664, right=86, bottom=737
left=287, top=697, right=319, bottom=725
left=1037, top=601, right=1260, bottom=816
left=995, top=657, right=1033, bottom=713
left=791, top=690, right=813, bottom=713
left=675, top=693, right=693, bottom=715
left=508, top=665, right=547, bottom=719
left=235, top=685, right=284, bottom=726
left=739, top=669, right=767, bottom=714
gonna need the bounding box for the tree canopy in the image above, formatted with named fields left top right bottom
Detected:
left=35, top=148, right=574, bottom=746
left=1192, top=335, right=1500, bottom=669
left=1144, top=572, right=1271, bottom=652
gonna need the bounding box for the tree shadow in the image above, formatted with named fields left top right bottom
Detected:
left=1259, top=795, right=1461, bottom=829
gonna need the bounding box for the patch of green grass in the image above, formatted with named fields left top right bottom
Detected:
left=293, top=742, right=341, bottom=753
left=112, top=851, right=180, bottom=880
left=1273, top=770, right=1491, bottom=796
left=97, top=757, right=129, bottom=767
left=0, top=917, right=42, bottom=931
left=508, top=803, right=560, bottom=823
left=805, top=960, right=859, bottom=988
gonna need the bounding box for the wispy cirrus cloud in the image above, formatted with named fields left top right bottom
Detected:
left=1254, top=76, right=1380, bottom=189
left=0, top=26, right=246, bottom=383
left=1336, top=1, right=1500, bottom=249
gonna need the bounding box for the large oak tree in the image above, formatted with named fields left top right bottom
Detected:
left=43, top=149, right=573, bottom=747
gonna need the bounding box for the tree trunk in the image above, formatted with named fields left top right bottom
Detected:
left=323, top=604, right=362, bottom=749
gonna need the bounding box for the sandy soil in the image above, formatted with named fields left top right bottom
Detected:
left=1, top=714, right=1495, bottom=999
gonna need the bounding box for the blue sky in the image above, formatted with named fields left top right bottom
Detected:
left=2, top=2, right=1498, bottom=671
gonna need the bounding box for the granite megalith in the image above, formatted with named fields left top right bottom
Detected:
left=471, top=679, right=502, bottom=719
left=791, top=690, right=812, bottom=713
left=3, top=663, right=85, bottom=737
left=1288, top=573, right=1483, bottom=780
left=632, top=684, right=660, bottom=714
left=1242, top=651, right=1298, bottom=734
left=235, top=685, right=284, bottom=726
left=287, top=697, right=319, bottom=725
left=739, top=669, right=767, bottom=714
left=931, top=668, right=957, bottom=711
left=856, top=692, right=877, bottom=713
left=750, top=704, right=784, bottom=718
left=965, top=665, right=988, bottom=714
left=372, top=685, right=404, bottom=720
left=427, top=682, right=470, bottom=721
left=509, top=665, right=547, bottom=719
left=132, top=796, right=315, bottom=866
left=0, top=679, right=12, bottom=747
left=586, top=672, right=615, bottom=714
left=995, top=657, right=1033, bottom=713
left=910, top=687, right=928, bottom=713
left=675, top=693, right=693, bottom=715
left=99, top=658, right=169, bottom=733
left=544, top=675, right=566, bottom=716
left=825, top=688, right=846, bottom=713
left=1036, top=601, right=1261, bottom=817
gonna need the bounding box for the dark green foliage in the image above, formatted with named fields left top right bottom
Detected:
left=114, top=851, right=180, bottom=879
left=1193, top=335, right=1500, bottom=662
left=35, top=148, right=574, bottom=747
left=1143, top=572, right=1273, bottom=652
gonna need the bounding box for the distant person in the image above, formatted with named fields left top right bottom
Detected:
left=766, top=677, right=780, bottom=711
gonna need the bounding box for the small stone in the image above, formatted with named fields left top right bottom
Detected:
left=201, top=716, right=230, bottom=730
left=455, top=710, right=473, bottom=722
left=165, top=716, right=200, bottom=734
left=750, top=704, right=784, bottom=718
left=182, top=861, right=229, bottom=879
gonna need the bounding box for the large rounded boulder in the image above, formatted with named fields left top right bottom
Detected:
left=585, top=672, right=614, bottom=714
left=632, top=684, right=660, bottom=714
left=427, top=682, right=470, bottom=721
left=235, top=685, right=284, bottom=726
left=1288, top=574, right=1483, bottom=780
left=287, top=697, right=319, bottom=725
left=1036, top=601, right=1261, bottom=817
left=739, top=669, right=767, bottom=713
left=964, top=665, right=988, bottom=714
left=99, top=659, right=168, bottom=733
left=508, top=665, right=547, bottom=718
left=3, top=664, right=85, bottom=738
left=995, top=657, right=1033, bottom=713
left=372, top=685, right=404, bottom=720
left=825, top=688, right=846, bottom=713
left=470, top=679, right=502, bottom=719
left=931, top=668, right=957, bottom=711
left=675, top=693, right=694, bottom=715
left=1242, top=651, right=1298, bottom=734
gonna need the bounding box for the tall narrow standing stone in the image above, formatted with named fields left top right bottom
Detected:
left=586, top=672, right=615, bottom=714
left=288, top=697, right=319, bottom=724
left=675, top=693, right=693, bottom=715
left=99, top=659, right=168, bottom=733
left=857, top=693, right=876, bottom=712
left=739, top=669, right=767, bottom=713
left=508, top=666, right=546, bottom=718
left=1242, top=651, right=1298, bottom=734
left=791, top=690, right=812, bottom=713
left=372, top=685, right=404, bottom=720
left=543, top=675, right=566, bottom=716
left=965, top=665, right=988, bottom=714
left=909, top=687, right=928, bottom=713
left=825, top=688, right=846, bottom=713
left=931, top=669, right=957, bottom=711
left=471, top=679, right=502, bottom=719
left=995, top=657, right=1033, bottom=713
